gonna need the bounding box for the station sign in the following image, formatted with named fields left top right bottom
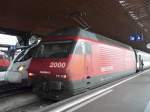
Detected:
left=129, top=33, right=144, bottom=41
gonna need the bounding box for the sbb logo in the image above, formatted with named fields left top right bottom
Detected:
left=49, top=62, right=66, bottom=68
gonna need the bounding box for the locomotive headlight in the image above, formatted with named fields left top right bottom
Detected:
left=29, top=72, right=34, bottom=76
left=18, top=65, right=25, bottom=72
left=63, top=74, right=67, bottom=78
left=61, top=74, right=67, bottom=79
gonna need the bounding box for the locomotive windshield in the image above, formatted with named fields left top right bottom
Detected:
left=34, top=40, right=74, bottom=58
left=14, top=46, right=37, bottom=62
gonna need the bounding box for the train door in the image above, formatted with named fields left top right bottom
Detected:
left=81, top=42, right=92, bottom=88
left=71, top=41, right=92, bottom=90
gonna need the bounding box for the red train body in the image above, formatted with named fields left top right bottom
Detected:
left=0, top=52, right=10, bottom=71
left=28, top=28, right=137, bottom=99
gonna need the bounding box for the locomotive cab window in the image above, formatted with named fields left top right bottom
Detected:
left=34, top=40, right=74, bottom=58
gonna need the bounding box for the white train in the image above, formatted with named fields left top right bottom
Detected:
left=5, top=37, right=41, bottom=84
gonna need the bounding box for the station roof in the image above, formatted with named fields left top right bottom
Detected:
left=0, top=0, right=150, bottom=52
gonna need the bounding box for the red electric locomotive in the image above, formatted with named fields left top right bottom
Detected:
left=28, top=27, right=137, bottom=99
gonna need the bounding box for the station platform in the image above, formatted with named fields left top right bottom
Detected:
left=75, top=69, right=150, bottom=112
left=37, top=69, right=150, bottom=112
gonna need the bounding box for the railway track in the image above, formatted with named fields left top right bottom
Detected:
left=8, top=99, right=53, bottom=112
left=0, top=81, right=52, bottom=112
left=0, top=91, right=40, bottom=112
left=0, top=83, right=30, bottom=97
left=0, top=83, right=38, bottom=112
left=0, top=87, right=31, bottom=99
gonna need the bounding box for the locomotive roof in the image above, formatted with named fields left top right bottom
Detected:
left=47, top=27, right=133, bottom=50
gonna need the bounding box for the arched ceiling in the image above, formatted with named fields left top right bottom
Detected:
left=0, top=0, right=150, bottom=52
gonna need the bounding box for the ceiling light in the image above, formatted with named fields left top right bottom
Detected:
left=119, top=0, right=125, bottom=4
left=128, top=11, right=133, bottom=14
left=130, top=13, right=135, bottom=16
left=137, top=22, right=143, bottom=26
left=133, top=17, right=138, bottom=20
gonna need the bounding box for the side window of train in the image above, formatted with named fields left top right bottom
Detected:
left=74, top=42, right=84, bottom=54
left=74, top=42, right=91, bottom=54
left=84, top=42, right=91, bottom=54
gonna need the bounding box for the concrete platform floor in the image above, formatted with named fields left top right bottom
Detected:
left=75, top=70, right=150, bottom=112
